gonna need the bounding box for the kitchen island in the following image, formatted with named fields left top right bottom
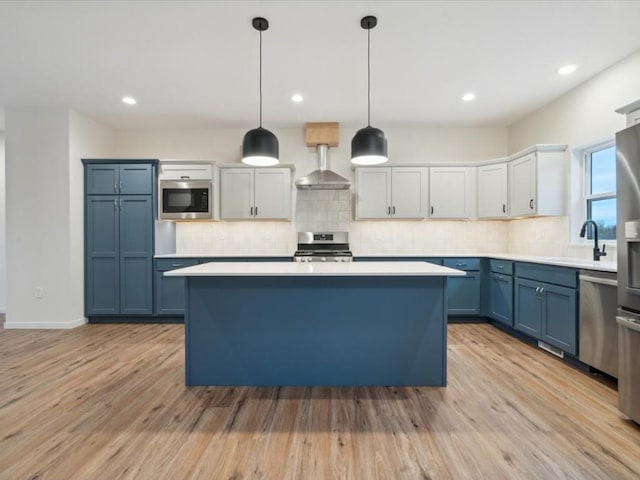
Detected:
left=166, top=261, right=465, bottom=386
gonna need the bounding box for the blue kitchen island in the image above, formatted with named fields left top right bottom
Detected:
left=166, top=261, right=465, bottom=387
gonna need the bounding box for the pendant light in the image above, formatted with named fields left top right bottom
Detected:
left=242, top=17, right=279, bottom=166
left=351, top=15, right=388, bottom=165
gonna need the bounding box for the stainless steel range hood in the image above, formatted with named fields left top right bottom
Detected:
left=295, top=144, right=351, bottom=190
left=295, top=122, right=351, bottom=190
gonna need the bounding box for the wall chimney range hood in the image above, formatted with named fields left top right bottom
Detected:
left=295, top=123, right=351, bottom=190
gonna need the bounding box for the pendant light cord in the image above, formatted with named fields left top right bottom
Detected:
left=367, top=27, right=371, bottom=127
left=259, top=29, right=263, bottom=128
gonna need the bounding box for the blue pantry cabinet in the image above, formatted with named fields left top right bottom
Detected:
left=83, top=159, right=157, bottom=320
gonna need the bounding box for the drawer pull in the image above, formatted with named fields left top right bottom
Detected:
left=456, top=263, right=467, bottom=267
left=172, top=263, right=183, bottom=267
left=497, top=264, right=504, bottom=269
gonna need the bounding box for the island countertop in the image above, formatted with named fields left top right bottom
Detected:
left=165, top=261, right=466, bottom=277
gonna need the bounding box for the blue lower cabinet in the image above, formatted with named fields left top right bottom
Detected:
left=447, top=272, right=481, bottom=315
left=514, top=274, right=578, bottom=355
left=514, top=278, right=542, bottom=337
left=489, top=273, right=513, bottom=326
left=155, top=259, right=198, bottom=316
left=444, top=258, right=481, bottom=317
left=541, top=283, right=577, bottom=355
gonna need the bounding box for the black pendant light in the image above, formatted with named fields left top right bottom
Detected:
left=242, top=17, right=279, bottom=166
left=351, top=15, right=388, bottom=165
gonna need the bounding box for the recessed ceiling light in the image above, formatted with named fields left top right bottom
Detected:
left=462, top=92, right=476, bottom=102
left=291, top=94, right=304, bottom=103
left=122, top=96, right=137, bottom=105
left=557, top=65, right=577, bottom=75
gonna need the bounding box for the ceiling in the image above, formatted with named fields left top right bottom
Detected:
left=1, top=0, right=640, bottom=131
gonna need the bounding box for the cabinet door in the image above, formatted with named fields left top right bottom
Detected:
left=220, top=168, right=255, bottom=219
left=86, top=195, right=120, bottom=314
left=514, top=278, right=542, bottom=337
left=155, top=259, right=199, bottom=316
left=478, top=163, right=508, bottom=218
left=119, top=196, right=153, bottom=314
left=391, top=167, right=428, bottom=218
left=429, top=167, right=473, bottom=219
left=541, top=283, right=577, bottom=355
left=356, top=168, right=392, bottom=219
left=86, top=164, right=119, bottom=195
left=509, top=153, right=536, bottom=217
left=489, top=273, right=513, bottom=326
left=447, top=272, right=481, bottom=316
left=119, top=164, right=153, bottom=195
left=254, top=168, right=291, bottom=220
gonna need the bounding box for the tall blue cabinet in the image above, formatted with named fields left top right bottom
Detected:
left=83, top=160, right=157, bottom=320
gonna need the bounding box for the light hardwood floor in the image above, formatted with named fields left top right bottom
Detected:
left=1, top=322, right=638, bottom=479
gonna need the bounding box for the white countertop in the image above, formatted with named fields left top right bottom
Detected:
left=155, top=253, right=291, bottom=258
left=165, top=261, right=467, bottom=277
left=353, top=253, right=617, bottom=272
left=156, top=252, right=617, bottom=273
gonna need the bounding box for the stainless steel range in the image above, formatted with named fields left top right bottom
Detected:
left=293, top=232, right=352, bottom=263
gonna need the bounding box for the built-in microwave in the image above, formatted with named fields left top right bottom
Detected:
left=159, top=180, right=212, bottom=220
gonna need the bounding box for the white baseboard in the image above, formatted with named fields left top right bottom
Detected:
left=4, top=317, right=88, bottom=330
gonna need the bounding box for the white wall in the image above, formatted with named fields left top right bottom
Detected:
left=69, top=111, right=115, bottom=323
left=0, top=132, right=5, bottom=313
left=5, top=108, right=113, bottom=329
left=506, top=50, right=640, bottom=259
left=115, top=125, right=509, bottom=255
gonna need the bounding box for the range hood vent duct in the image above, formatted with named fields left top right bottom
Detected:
left=296, top=123, right=351, bottom=190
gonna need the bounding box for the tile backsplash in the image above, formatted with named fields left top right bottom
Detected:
left=176, top=193, right=610, bottom=259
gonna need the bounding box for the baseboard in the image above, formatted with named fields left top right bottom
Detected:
left=4, top=317, right=88, bottom=330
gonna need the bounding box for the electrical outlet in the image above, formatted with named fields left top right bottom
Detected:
left=34, top=287, right=44, bottom=299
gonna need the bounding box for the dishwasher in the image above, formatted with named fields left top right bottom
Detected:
left=579, top=270, right=618, bottom=377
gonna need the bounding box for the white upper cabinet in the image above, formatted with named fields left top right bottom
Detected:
left=429, top=167, right=477, bottom=219
left=478, top=163, right=508, bottom=218
left=220, top=167, right=291, bottom=220
left=355, top=167, right=428, bottom=219
left=508, top=148, right=566, bottom=217
left=159, top=162, right=213, bottom=180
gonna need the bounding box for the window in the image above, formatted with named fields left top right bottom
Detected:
left=584, top=143, right=616, bottom=240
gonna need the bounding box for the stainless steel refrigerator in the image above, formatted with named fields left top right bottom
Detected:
left=615, top=122, right=640, bottom=423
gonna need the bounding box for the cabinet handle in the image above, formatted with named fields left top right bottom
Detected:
left=171, top=263, right=182, bottom=267
left=114, top=199, right=118, bottom=210
left=250, top=206, right=254, bottom=216
left=497, top=265, right=504, bottom=269
left=180, top=175, right=190, bottom=179
left=430, top=206, right=434, bottom=215
left=120, top=181, right=124, bottom=193
left=255, top=206, right=258, bottom=216
left=392, top=206, right=396, bottom=215
left=387, top=206, right=391, bottom=215
left=120, top=198, right=123, bottom=209
left=529, top=199, right=534, bottom=210
left=456, top=263, right=467, bottom=267
left=498, top=275, right=504, bottom=280
left=502, top=204, right=506, bottom=213
left=114, top=183, right=118, bottom=193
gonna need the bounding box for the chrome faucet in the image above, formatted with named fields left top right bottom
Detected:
left=579, top=220, right=607, bottom=261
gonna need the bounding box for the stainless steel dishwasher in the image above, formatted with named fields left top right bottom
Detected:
left=617, top=311, right=640, bottom=423
left=579, top=270, right=618, bottom=377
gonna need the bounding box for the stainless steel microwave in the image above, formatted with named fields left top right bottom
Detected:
left=159, top=180, right=212, bottom=220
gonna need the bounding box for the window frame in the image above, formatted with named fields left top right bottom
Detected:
left=582, top=141, right=616, bottom=241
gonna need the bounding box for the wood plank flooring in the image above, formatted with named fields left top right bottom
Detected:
left=1, top=322, right=639, bottom=479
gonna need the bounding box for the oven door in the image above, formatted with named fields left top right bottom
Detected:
left=160, top=180, right=212, bottom=220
